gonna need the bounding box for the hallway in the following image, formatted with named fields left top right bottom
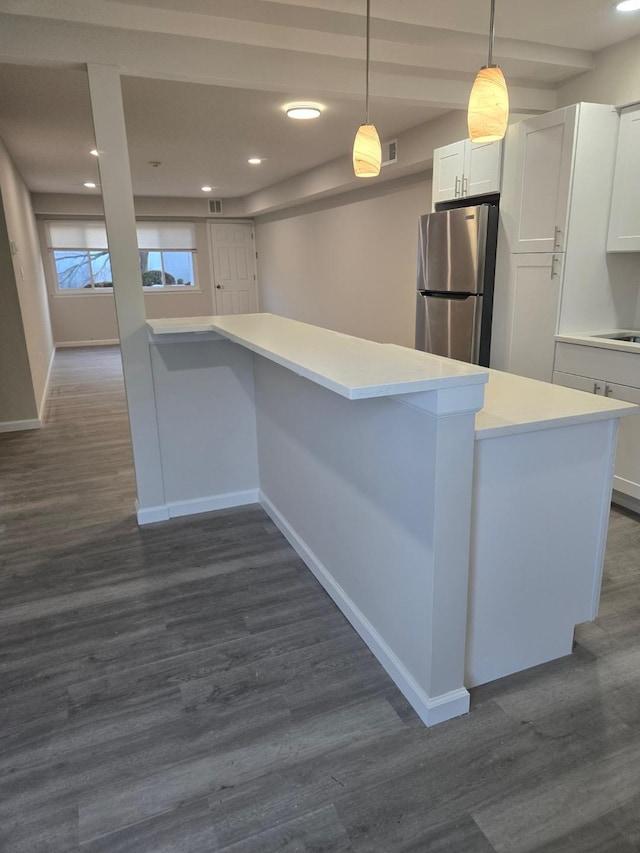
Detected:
left=2, top=347, right=640, bottom=852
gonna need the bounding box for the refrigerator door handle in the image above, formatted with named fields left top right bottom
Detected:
left=418, top=291, right=473, bottom=300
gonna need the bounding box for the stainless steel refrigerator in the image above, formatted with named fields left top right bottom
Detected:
left=415, top=203, right=498, bottom=367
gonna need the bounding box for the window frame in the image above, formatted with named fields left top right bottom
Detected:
left=46, top=220, right=201, bottom=295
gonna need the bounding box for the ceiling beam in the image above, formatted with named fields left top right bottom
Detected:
left=0, top=13, right=557, bottom=113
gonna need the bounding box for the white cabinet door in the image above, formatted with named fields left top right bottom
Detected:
left=607, top=107, right=640, bottom=252
left=604, top=382, right=640, bottom=500
left=432, top=140, right=466, bottom=206
left=465, top=140, right=502, bottom=198
left=505, top=107, right=576, bottom=253
left=506, top=253, right=562, bottom=382
left=553, top=370, right=640, bottom=501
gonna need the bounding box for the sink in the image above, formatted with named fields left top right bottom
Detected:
left=594, top=332, right=640, bottom=344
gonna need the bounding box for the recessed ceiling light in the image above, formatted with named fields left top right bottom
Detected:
left=83, top=182, right=97, bottom=188
left=201, top=185, right=213, bottom=192
left=616, top=0, right=640, bottom=9
left=90, top=149, right=99, bottom=157
left=286, top=105, right=322, bottom=120
left=248, top=158, right=262, bottom=165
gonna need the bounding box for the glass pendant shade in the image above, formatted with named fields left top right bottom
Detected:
left=468, top=65, right=509, bottom=143
left=353, top=123, right=381, bottom=178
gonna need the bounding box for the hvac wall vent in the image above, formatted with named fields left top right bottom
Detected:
left=381, top=139, right=398, bottom=167
left=208, top=199, right=224, bottom=215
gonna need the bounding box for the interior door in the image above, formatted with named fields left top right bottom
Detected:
left=209, top=222, right=258, bottom=315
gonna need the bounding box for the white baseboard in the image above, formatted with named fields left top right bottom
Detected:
left=55, top=339, right=120, bottom=348
left=167, top=489, right=259, bottom=519
left=136, top=489, right=259, bottom=525
left=613, top=475, right=640, bottom=503
left=612, top=488, right=640, bottom=516
left=259, top=490, right=470, bottom=727
left=0, top=418, right=42, bottom=433
left=37, top=347, right=56, bottom=422
left=136, top=502, right=170, bottom=525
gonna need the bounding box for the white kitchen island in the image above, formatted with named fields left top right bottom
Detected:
left=145, top=314, right=638, bottom=726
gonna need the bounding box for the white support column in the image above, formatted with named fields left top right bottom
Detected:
left=86, top=63, right=167, bottom=522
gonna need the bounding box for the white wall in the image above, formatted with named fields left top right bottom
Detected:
left=255, top=176, right=431, bottom=347
left=33, top=195, right=226, bottom=345
left=0, top=137, right=53, bottom=417
left=0, top=190, right=38, bottom=425
left=557, top=34, right=640, bottom=108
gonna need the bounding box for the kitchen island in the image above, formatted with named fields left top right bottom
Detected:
left=145, top=314, right=637, bottom=725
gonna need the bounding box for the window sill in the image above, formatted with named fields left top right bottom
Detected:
left=53, top=287, right=204, bottom=296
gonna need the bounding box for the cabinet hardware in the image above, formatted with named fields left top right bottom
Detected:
left=550, top=255, right=559, bottom=279
left=463, top=176, right=469, bottom=196
left=554, top=225, right=562, bottom=249
left=454, top=176, right=461, bottom=198
left=605, top=384, right=613, bottom=396
left=593, top=382, right=602, bottom=394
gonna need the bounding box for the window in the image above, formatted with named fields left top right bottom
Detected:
left=46, top=221, right=198, bottom=292
left=136, top=223, right=196, bottom=287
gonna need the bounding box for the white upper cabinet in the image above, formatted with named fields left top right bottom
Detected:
left=501, top=106, right=576, bottom=253
left=607, top=106, right=640, bottom=252
left=432, top=140, right=466, bottom=205
left=432, top=138, right=502, bottom=207
left=465, top=139, right=504, bottom=198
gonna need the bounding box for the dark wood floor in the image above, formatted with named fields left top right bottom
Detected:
left=2, top=346, right=640, bottom=852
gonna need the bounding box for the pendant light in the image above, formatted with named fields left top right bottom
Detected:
left=353, top=0, right=381, bottom=178
left=468, top=0, right=509, bottom=143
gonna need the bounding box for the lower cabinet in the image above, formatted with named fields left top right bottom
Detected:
left=503, top=253, right=562, bottom=382
left=554, top=350, right=640, bottom=503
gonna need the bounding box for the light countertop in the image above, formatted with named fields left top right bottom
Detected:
left=147, top=315, right=639, bottom=436
left=555, top=331, right=640, bottom=354
left=475, top=368, right=637, bottom=440
left=147, top=314, right=488, bottom=400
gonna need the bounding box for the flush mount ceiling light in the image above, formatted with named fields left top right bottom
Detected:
left=353, top=0, right=381, bottom=178
left=468, top=0, right=509, bottom=143
left=201, top=185, right=213, bottom=192
left=248, top=158, right=263, bottom=165
left=616, top=0, right=640, bottom=10
left=286, top=105, right=321, bottom=120
left=83, top=182, right=97, bottom=188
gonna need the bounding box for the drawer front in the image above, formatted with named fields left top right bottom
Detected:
left=555, top=342, right=640, bottom=388
left=552, top=371, right=604, bottom=395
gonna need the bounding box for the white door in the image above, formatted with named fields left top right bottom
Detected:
left=607, top=107, right=640, bottom=251
left=209, top=222, right=258, bottom=315
left=506, top=253, right=563, bottom=383
left=465, top=139, right=502, bottom=198
left=432, top=140, right=465, bottom=206
left=503, top=107, right=576, bottom=253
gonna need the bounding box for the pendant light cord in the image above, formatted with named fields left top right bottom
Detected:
left=488, top=0, right=496, bottom=66
left=365, top=0, right=371, bottom=124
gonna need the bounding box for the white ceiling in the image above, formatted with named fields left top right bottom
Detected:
left=0, top=0, right=639, bottom=199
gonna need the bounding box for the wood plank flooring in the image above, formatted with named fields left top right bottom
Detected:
left=2, top=345, right=640, bottom=852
